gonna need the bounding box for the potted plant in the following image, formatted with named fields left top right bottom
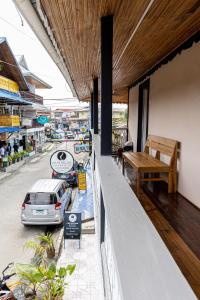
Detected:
left=16, top=234, right=76, bottom=299
left=12, top=153, right=17, bottom=164
left=15, top=262, right=75, bottom=299
left=2, top=156, right=8, bottom=168
left=21, top=150, right=28, bottom=157
left=19, top=151, right=23, bottom=160
left=27, top=145, right=33, bottom=152
left=25, top=233, right=56, bottom=260
left=8, top=155, right=12, bottom=165
left=16, top=152, right=21, bottom=162
left=20, top=151, right=27, bottom=160
left=38, top=233, right=56, bottom=259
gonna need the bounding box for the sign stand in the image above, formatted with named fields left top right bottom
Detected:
left=78, top=171, right=87, bottom=192
left=64, top=212, right=81, bottom=249
left=64, top=239, right=81, bottom=249
left=50, top=150, right=74, bottom=174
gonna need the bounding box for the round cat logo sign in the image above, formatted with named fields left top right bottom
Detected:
left=69, top=214, right=77, bottom=223
left=50, top=150, right=74, bottom=174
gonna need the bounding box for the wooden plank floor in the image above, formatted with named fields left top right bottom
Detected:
left=140, top=192, right=200, bottom=298
left=115, top=158, right=200, bottom=298
left=143, top=181, right=200, bottom=259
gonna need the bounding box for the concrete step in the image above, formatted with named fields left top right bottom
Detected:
left=82, top=220, right=95, bottom=234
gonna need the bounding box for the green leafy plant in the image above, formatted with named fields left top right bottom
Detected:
left=25, top=233, right=56, bottom=261
left=8, top=155, right=12, bottom=163
left=13, top=152, right=21, bottom=160
left=20, top=150, right=28, bottom=157
left=27, top=145, right=33, bottom=152
left=11, top=153, right=18, bottom=161
left=38, top=233, right=55, bottom=259
left=15, top=234, right=76, bottom=299
left=15, top=262, right=75, bottom=299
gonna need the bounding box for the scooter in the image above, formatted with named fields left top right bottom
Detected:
left=0, top=263, right=25, bottom=300
left=0, top=263, right=16, bottom=299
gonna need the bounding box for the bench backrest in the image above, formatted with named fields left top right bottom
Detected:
left=144, top=135, right=178, bottom=166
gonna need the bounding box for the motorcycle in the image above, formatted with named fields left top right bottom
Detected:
left=0, top=263, right=25, bottom=300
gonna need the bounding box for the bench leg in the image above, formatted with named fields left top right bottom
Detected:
left=136, top=171, right=141, bottom=198
left=122, top=158, right=125, bottom=175
left=168, top=170, right=176, bottom=193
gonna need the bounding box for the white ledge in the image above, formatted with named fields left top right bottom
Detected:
left=93, top=134, right=196, bottom=300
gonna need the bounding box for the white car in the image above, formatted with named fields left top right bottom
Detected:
left=66, top=131, right=74, bottom=139
left=21, top=179, right=72, bottom=225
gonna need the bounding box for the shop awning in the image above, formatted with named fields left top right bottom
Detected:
left=0, top=126, right=20, bottom=133
left=0, top=89, right=32, bottom=105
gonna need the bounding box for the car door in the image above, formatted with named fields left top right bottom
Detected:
left=61, top=182, right=71, bottom=212
left=58, top=183, right=71, bottom=215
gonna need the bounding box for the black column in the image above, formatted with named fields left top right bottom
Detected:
left=101, top=15, right=113, bottom=155
left=100, top=188, right=105, bottom=243
left=93, top=78, right=98, bottom=134
left=90, top=92, right=94, bottom=129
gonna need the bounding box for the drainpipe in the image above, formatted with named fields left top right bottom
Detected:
left=13, top=0, right=78, bottom=99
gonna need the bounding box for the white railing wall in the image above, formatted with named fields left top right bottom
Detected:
left=92, top=134, right=196, bottom=300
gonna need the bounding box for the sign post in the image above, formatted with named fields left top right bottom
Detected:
left=50, top=150, right=74, bottom=174
left=74, top=142, right=89, bottom=154
left=36, top=115, right=49, bottom=125
left=78, top=171, right=87, bottom=191
left=64, top=212, right=82, bottom=248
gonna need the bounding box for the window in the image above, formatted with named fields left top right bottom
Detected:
left=24, top=193, right=58, bottom=205
left=58, top=186, right=65, bottom=198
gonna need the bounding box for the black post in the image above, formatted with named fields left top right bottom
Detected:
left=100, top=188, right=105, bottom=243
left=90, top=92, right=94, bottom=129
left=101, top=15, right=113, bottom=155
left=93, top=78, right=98, bottom=134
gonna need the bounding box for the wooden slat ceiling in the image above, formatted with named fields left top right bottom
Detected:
left=40, top=0, right=200, bottom=103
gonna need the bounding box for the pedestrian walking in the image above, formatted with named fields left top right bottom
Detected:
left=13, top=143, right=19, bottom=153
left=0, top=143, right=6, bottom=167
left=6, top=143, right=12, bottom=156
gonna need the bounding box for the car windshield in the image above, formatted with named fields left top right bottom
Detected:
left=24, top=193, right=57, bottom=205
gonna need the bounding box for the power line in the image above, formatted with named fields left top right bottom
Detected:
left=0, top=58, right=66, bottom=82
left=44, top=98, right=77, bottom=101
left=0, top=14, right=74, bottom=91
left=0, top=16, right=35, bottom=42
left=13, top=3, right=24, bottom=27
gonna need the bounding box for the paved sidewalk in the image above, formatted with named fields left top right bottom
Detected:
left=0, top=159, right=26, bottom=181
left=58, top=162, right=104, bottom=299
left=0, top=143, right=55, bottom=182
left=58, top=233, right=104, bottom=300
left=0, top=171, right=11, bottom=181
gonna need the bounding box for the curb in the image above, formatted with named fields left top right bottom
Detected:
left=0, top=144, right=54, bottom=183
left=55, top=228, right=64, bottom=260
left=0, top=172, right=12, bottom=182
left=0, top=159, right=27, bottom=183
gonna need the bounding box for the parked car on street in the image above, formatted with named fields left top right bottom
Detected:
left=65, top=131, right=74, bottom=139
left=52, top=160, right=78, bottom=187
left=21, top=179, right=72, bottom=225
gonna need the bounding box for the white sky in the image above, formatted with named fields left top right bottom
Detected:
left=0, top=0, right=85, bottom=109
left=0, top=0, right=126, bottom=111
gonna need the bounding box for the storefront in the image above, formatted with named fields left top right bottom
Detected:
left=20, top=127, right=45, bottom=153
left=0, top=76, right=32, bottom=153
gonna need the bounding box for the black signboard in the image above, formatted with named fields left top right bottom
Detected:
left=64, top=212, right=81, bottom=240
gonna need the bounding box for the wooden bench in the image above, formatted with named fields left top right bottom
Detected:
left=122, top=135, right=178, bottom=197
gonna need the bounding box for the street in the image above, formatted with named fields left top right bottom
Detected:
left=0, top=141, right=89, bottom=271
left=0, top=147, right=55, bottom=271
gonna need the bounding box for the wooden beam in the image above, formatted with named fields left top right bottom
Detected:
left=101, top=15, right=113, bottom=155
